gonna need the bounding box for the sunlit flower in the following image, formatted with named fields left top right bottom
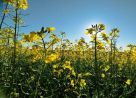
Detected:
left=22, top=34, right=30, bottom=42
left=29, top=32, right=41, bottom=42
left=103, top=65, right=110, bottom=72
left=110, top=28, right=120, bottom=38
left=86, top=28, right=95, bottom=35
left=80, top=79, right=86, bottom=88
left=101, top=73, right=105, bottom=78
left=85, top=31, right=89, bottom=35
left=3, top=0, right=16, bottom=4
left=71, top=70, right=76, bottom=76
left=63, top=61, right=73, bottom=71
left=66, top=75, right=71, bottom=79
left=78, top=73, right=82, bottom=78
left=101, top=32, right=109, bottom=41
left=53, top=64, right=59, bottom=69
left=45, top=53, right=59, bottom=63
left=70, top=79, right=75, bottom=87
left=3, top=9, right=10, bottom=14
left=98, top=24, right=105, bottom=31
left=46, top=27, right=56, bottom=33
left=57, top=69, right=63, bottom=75
left=32, top=54, right=43, bottom=62
left=3, top=0, right=28, bottom=10
left=18, top=0, right=28, bottom=10
left=97, top=42, right=104, bottom=49
left=125, top=79, right=132, bottom=85
left=29, top=32, right=36, bottom=42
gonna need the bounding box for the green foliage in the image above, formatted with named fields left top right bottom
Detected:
left=0, top=1, right=136, bottom=98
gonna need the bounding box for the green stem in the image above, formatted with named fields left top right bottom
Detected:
left=13, top=4, right=18, bottom=65
left=41, top=37, right=46, bottom=58
left=113, top=41, right=116, bottom=62
left=94, top=32, right=100, bottom=97
left=0, top=3, right=8, bottom=29
left=110, top=39, right=113, bottom=65
left=61, top=34, right=64, bottom=62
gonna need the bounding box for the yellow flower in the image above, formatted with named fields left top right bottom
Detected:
left=18, top=0, right=28, bottom=10
left=101, top=73, right=105, bottom=78
left=85, top=31, right=89, bottom=35
left=22, top=34, right=30, bottom=42
left=29, top=32, right=36, bottom=42
left=80, top=79, right=86, bottom=88
left=63, top=65, right=72, bottom=71
left=78, top=74, right=82, bottom=78
left=125, top=79, right=132, bottom=85
left=63, top=61, right=73, bottom=71
left=3, top=9, right=10, bottom=14
left=107, top=39, right=111, bottom=44
left=57, top=69, right=63, bottom=75
left=46, top=27, right=56, bottom=33
left=103, top=65, right=110, bottom=72
left=32, top=54, right=43, bottom=62
left=53, top=68, right=63, bottom=75
left=86, top=28, right=94, bottom=35
left=29, top=32, right=41, bottom=42
left=3, top=0, right=28, bottom=10
left=98, top=24, right=105, bottom=30
left=45, top=53, right=59, bottom=63
left=65, top=61, right=71, bottom=65
left=53, top=64, right=59, bottom=69
left=97, top=42, right=104, bottom=49
left=70, top=80, right=74, bottom=87
left=71, top=70, right=76, bottom=76
left=3, top=0, right=16, bottom=4
left=101, top=32, right=109, bottom=41
left=66, top=75, right=71, bottom=79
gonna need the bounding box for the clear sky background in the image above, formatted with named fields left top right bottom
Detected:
left=1, top=0, right=136, bottom=48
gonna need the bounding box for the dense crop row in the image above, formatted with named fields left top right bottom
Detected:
left=0, top=0, right=136, bottom=98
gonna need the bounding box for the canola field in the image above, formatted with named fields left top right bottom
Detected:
left=0, top=0, right=136, bottom=98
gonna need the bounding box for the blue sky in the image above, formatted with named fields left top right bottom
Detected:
left=1, top=0, right=136, bottom=48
